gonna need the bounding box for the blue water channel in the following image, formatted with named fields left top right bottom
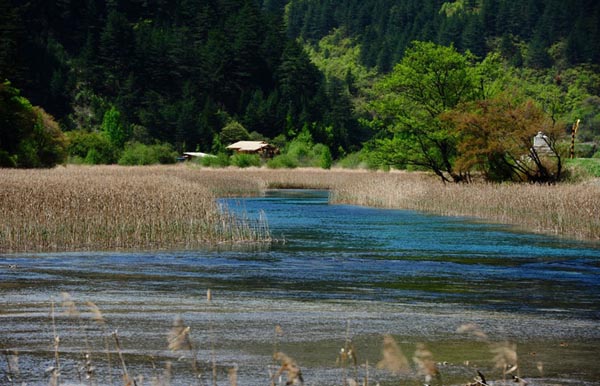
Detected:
left=1, top=189, right=599, bottom=385
left=222, top=190, right=600, bottom=316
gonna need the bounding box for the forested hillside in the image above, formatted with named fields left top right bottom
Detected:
left=1, top=0, right=599, bottom=176
left=285, top=0, right=600, bottom=71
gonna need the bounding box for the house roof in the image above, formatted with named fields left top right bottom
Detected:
left=226, top=141, right=272, bottom=152
left=183, top=152, right=214, bottom=158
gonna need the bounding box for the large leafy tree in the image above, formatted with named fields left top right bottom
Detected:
left=443, top=93, right=565, bottom=183
left=369, top=41, right=487, bottom=182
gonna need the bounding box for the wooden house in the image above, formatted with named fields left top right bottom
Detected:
left=226, top=141, right=279, bottom=158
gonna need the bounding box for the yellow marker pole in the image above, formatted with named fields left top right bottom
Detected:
left=570, top=119, right=580, bottom=159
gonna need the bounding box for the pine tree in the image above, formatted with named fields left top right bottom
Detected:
left=0, top=0, right=26, bottom=84
left=462, top=15, right=486, bottom=58
left=99, top=10, right=134, bottom=94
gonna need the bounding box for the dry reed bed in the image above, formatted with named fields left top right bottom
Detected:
left=329, top=172, right=600, bottom=241
left=182, top=167, right=600, bottom=240
left=0, top=166, right=270, bottom=252
left=2, top=166, right=598, bottom=253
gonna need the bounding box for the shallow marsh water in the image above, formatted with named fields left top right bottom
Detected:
left=1, top=189, right=599, bottom=385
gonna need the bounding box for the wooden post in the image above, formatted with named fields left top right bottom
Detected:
left=570, top=119, right=580, bottom=159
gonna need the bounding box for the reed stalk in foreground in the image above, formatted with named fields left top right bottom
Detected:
left=113, top=330, right=135, bottom=386
left=3, top=349, right=19, bottom=386
left=0, top=293, right=552, bottom=386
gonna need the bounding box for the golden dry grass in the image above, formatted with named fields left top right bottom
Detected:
left=187, top=166, right=600, bottom=240
left=0, top=165, right=270, bottom=252
left=328, top=171, right=600, bottom=241
left=1, top=165, right=598, bottom=253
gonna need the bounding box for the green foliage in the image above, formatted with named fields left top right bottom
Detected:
left=574, top=143, right=598, bottom=158
left=316, top=143, right=332, bottom=169
left=277, top=40, right=324, bottom=128
left=267, top=154, right=298, bottom=169
left=304, top=28, right=376, bottom=92
left=66, top=130, right=118, bottom=165
left=369, top=42, right=488, bottom=182
left=230, top=153, right=261, bottom=168
left=0, top=81, right=67, bottom=168
left=335, top=152, right=363, bottom=169
left=118, top=142, right=178, bottom=166
left=273, top=127, right=333, bottom=169
left=3, top=0, right=599, bottom=170
left=66, top=86, right=109, bottom=131
left=444, top=94, right=565, bottom=183
left=0, top=150, right=16, bottom=167
left=220, top=120, right=250, bottom=145
left=286, top=0, right=600, bottom=69
left=564, top=158, right=600, bottom=179
left=287, top=137, right=312, bottom=163
left=201, top=153, right=231, bottom=168
left=101, top=106, right=130, bottom=148
left=29, top=108, right=68, bottom=167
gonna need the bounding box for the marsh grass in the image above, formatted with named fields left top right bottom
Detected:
left=0, top=165, right=271, bottom=252
left=205, top=167, right=600, bottom=241
left=2, top=165, right=598, bottom=251
left=327, top=171, right=600, bottom=241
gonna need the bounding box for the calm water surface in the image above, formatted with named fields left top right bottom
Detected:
left=1, top=190, right=599, bottom=385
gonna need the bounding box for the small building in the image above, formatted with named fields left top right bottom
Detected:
left=179, top=152, right=216, bottom=161
left=226, top=141, right=279, bottom=158
left=532, top=132, right=554, bottom=156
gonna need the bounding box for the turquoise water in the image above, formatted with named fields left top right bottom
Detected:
left=227, top=190, right=600, bottom=315
left=1, top=189, right=599, bottom=385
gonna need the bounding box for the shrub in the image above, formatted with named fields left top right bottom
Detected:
left=0, top=150, right=17, bottom=167
left=286, top=139, right=312, bottom=164
left=312, top=143, right=332, bottom=169
left=267, top=154, right=298, bottom=169
left=66, top=130, right=118, bottom=164
left=565, top=158, right=600, bottom=179
left=0, top=81, right=68, bottom=167
left=118, top=142, right=178, bottom=165
left=201, top=153, right=230, bottom=167
left=230, top=153, right=261, bottom=168
left=575, top=143, right=597, bottom=158
left=281, top=135, right=333, bottom=169
left=220, top=120, right=250, bottom=145
left=101, top=105, right=130, bottom=147
left=336, top=152, right=363, bottom=169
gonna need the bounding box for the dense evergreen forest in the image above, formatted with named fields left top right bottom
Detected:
left=1, top=0, right=599, bottom=179
left=286, top=0, right=600, bottom=71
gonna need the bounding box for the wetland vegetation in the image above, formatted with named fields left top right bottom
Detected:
left=2, top=166, right=599, bottom=254
left=1, top=188, right=599, bottom=385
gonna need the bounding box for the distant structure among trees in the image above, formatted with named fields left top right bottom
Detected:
left=226, top=141, right=279, bottom=158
